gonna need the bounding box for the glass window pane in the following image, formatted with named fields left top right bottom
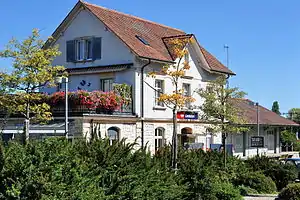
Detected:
left=76, top=40, right=81, bottom=60
left=155, top=80, right=164, bottom=106
left=86, top=40, right=92, bottom=59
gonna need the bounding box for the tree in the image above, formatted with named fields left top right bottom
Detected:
left=288, top=108, right=300, bottom=123
left=149, top=36, right=195, bottom=169
left=197, top=76, right=248, bottom=168
left=0, top=29, right=65, bottom=144
left=272, top=101, right=281, bottom=115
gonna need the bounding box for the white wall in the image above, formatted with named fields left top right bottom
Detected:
left=139, top=46, right=216, bottom=119
left=52, top=9, right=134, bottom=68
left=227, top=126, right=281, bottom=158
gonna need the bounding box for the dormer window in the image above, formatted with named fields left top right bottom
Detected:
left=66, top=37, right=102, bottom=62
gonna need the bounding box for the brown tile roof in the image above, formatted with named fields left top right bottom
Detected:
left=81, top=1, right=234, bottom=75
left=233, top=98, right=299, bottom=126
left=200, top=46, right=235, bottom=75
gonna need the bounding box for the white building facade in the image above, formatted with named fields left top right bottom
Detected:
left=2, top=1, right=294, bottom=157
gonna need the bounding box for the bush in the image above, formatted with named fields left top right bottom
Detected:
left=237, top=185, right=258, bottom=196
left=265, top=163, right=298, bottom=191
left=0, top=139, right=187, bottom=199
left=278, top=183, right=300, bottom=200
left=213, top=182, right=242, bottom=200
left=245, top=156, right=298, bottom=190
left=234, top=171, right=277, bottom=194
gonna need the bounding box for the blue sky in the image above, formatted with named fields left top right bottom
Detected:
left=1, top=0, right=299, bottom=113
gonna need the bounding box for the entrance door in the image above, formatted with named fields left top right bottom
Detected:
left=180, top=127, right=194, bottom=146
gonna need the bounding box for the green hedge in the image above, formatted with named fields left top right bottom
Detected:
left=279, top=183, right=300, bottom=200
left=245, top=156, right=298, bottom=190
left=234, top=171, right=277, bottom=194
left=0, top=139, right=297, bottom=199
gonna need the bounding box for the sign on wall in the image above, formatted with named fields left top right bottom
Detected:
left=177, top=111, right=198, bottom=120
left=250, top=136, right=264, bottom=148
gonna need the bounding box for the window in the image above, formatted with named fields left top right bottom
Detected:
left=101, top=78, right=114, bottom=92
left=182, top=83, right=191, bottom=108
left=66, top=37, right=102, bottom=62
left=107, top=127, right=119, bottom=145
left=136, top=35, right=150, bottom=45
left=155, top=128, right=165, bottom=151
left=184, top=52, right=189, bottom=63
left=155, top=80, right=164, bottom=107
left=75, top=39, right=93, bottom=61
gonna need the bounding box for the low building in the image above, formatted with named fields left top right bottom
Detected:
left=227, top=99, right=299, bottom=158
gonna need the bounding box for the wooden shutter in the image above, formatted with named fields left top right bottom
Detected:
left=93, top=37, right=102, bottom=60
left=66, top=40, right=75, bottom=62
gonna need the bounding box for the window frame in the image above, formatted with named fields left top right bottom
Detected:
left=107, top=127, right=119, bottom=145
left=75, top=37, right=93, bottom=62
left=100, top=78, right=114, bottom=92
left=182, top=83, right=191, bottom=108
left=155, top=127, right=165, bottom=152
left=154, top=79, right=164, bottom=107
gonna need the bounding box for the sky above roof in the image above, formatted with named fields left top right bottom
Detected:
left=1, top=0, right=299, bottom=113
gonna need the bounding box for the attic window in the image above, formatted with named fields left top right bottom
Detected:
left=136, top=35, right=149, bottom=45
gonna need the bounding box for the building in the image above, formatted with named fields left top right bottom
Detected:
left=1, top=1, right=298, bottom=157
left=228, top=99, right=299, bottom=158
left=40, top=0, right=235, bottom=154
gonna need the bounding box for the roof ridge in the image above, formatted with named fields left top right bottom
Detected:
left=83, top=1, right=184, bottom=33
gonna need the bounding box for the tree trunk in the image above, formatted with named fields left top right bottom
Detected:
left=23, top=102, right=30, bottom=144
left=222, top=131, right=226, bottom=169
left=171, top=107, right=178, bottom=170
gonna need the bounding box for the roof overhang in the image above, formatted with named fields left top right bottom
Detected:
left=67, top=63, right=133, bottom=75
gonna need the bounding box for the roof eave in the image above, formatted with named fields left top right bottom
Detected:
left=44, top=1, right=84, bottom=48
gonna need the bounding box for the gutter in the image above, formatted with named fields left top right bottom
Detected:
left=140, top=59, right=151, bottom=148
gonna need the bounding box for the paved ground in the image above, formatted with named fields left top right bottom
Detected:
left=244, top=195, right=278, bottom=200
left=244, top=197, right=276, bottom=200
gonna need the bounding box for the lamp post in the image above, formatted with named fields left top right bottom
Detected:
left=56, top=77, right=69, bottom=140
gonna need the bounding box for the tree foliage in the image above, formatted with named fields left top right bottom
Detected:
left=271, top=101, right=280, bottom=115
left=288, top=108, right=300, bottom=123
left=197, top=75, right=248, bottom=134
left=149, top=36, right=195, bottom=109
left=0, top=29, right=65, bottom=142
left=148, top=36, right=195, bottom=169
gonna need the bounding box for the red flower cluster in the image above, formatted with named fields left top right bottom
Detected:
left=49, top=90, right=124, bottom=111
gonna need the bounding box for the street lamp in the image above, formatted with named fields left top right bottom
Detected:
left=256, top=102, right=260, bottom=156
left=55, top=76, right=70, bottom=140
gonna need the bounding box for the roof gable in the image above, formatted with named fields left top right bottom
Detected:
left=47, top=1, right=235, bottom=75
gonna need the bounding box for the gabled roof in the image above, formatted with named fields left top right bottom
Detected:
left=48, top=1, right=234, bottom=75
left=233, top=98, right=299, bottom=126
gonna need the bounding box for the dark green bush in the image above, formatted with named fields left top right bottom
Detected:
left=0, top=138, right=187, bottom=200
left=213, top=182, right=242, bottom=200
left=245, top=156, right=298, bottom=190
left=278, top=183, right=300, bottom=200
left=237, top=185, right=258, bottom=196
left=234, top=171, right=277, bottom=194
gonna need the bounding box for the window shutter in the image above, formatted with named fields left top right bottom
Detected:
left=66, top=40, right=75, bottom=62
left=93, top=37, right=102, bottom=60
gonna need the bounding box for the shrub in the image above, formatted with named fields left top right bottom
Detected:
left=237, top=185, right=258, bottom=196
left=213, top=182, right=242, bottom=200
left=265, top=163, right=298, bottom=191
left=234, top=171, right=277, bottom=194
left=278, top=183, right=300, bottom=200
left=245, top=156, right=298, bottom=190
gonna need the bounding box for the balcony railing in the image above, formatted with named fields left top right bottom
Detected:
left=51, top=103, right=133, bottom=117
